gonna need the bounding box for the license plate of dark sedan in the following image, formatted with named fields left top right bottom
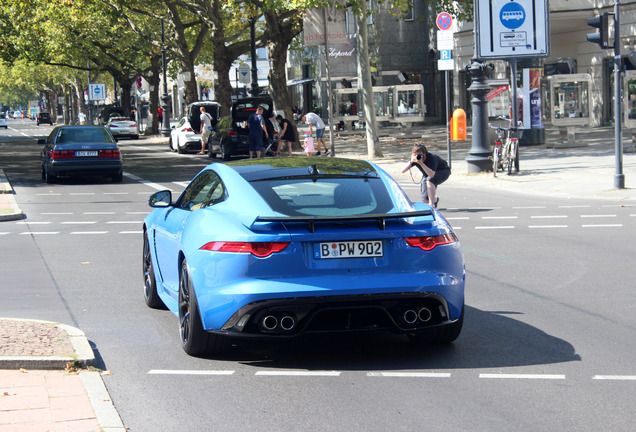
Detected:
left=75, top=151, right=98, bottom=157
left=315, top=240, right=383, bottom=259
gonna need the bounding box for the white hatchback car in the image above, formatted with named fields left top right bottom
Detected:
left=169, top=101, right=220, bottom=154
left=0, top=113, right=7, bottom=129
left=106, top=117, right=139, bottom=140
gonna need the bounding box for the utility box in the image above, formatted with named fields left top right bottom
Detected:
left=451, top=108, right=467, bottom=141
left=547, top=74, right=592, bottom=127
left=624, top=71, right=636, bottom=129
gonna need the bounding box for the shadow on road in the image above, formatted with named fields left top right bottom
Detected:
left=215, top=305, right=580, bottom=370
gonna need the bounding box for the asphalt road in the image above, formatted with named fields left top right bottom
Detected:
left=1, top=118, right=635, bottom=431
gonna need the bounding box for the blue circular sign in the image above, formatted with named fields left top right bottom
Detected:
left=94, top=87, right=101, bottom=94
left=500, top=3, right=525, bottom=30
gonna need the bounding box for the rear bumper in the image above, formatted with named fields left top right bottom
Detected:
left=214, top=292, right=460, bottom=338
left=48, top=160, right=122, bottom=177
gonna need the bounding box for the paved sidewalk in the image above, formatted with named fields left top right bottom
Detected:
left=0, top=319, right=126, bottom=432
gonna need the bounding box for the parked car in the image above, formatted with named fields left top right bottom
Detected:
left=98, top=105, right=124, bottom=125
left=106, top=116, right=139, bottom=139
left=0, top=113, right=7, bottom=129
left=36, top=112, right=53, bottom=126
left=39, top=126, right=123, bottom=184
left=207, top=96, right=277, bottom=160
left=143, top=157, right=465, bottom=356
left=13, top=110, right=22, bottom=119
left=169, top=101, right=221, bottom=154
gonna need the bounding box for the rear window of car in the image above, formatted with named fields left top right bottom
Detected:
left=250, top=177, right=394, bottom=217
left=56, top=128, right=115, bottom=143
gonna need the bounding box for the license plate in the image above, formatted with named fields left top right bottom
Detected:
left=314, top=240, right=383, bottom=259
left=75, top=151, right=98, bottom=157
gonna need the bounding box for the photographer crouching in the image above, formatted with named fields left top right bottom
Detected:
left=401, top=144, right=451, bottom=209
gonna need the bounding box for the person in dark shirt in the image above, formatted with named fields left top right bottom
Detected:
left=401, top=144, right=451, bottom=209
left=275, top=115, right=295, bottom=156
left=246, top=106, right=268, bottom=159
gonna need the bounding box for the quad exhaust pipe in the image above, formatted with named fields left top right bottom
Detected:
left=403, top=307, right=432, bottom=325
left=261, top=315, right=296, bottom=332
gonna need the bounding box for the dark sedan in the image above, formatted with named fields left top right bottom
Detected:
left=40, top=126, right=123, bottom=183
left=37, top=112, right=53, bottom=126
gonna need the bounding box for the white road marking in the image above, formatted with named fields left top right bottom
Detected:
left=16, top=221, right=51, bottom=224
left=0, top=233, right=9, bottom=235
left=528, top=225, right=568, bottom=229
left=255, top=371, right=341, bottom=377
left=479, top=373, right=566, bottom=380
left=173, top=181, right=190, bottom=188
left=592, top=375, right=636, bottom=381
left=582, top=224, right=622, bottom=228
left=20, top=232, right=59, bottom=235
left=70, top=193, right=95, bottom=196
left=475, top=226, right=515, bottom=230
left=148, top=370, right=235, bottom=376
left=367, top=372, right=451, bottom=378
left=124, top=172, right=166, bottom=191
left=70, top=231, right=108, bottom=235
left=581, top=214, right=617, bottom=218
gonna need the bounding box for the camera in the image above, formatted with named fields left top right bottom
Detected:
left=416, top=153, right=423, bottom=160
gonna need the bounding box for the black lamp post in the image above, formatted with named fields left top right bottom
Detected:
left=465, top=59, right=494, bottom=173
left=160, top=19, right=171, bottom=136
left=249, top=18, right=260, bottom=96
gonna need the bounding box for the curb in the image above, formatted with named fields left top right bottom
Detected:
left=0, top=168, right=24, bottom=221
left=0, top=318, right=95, bottom=369
left=0, top=318, right=126, bottom=431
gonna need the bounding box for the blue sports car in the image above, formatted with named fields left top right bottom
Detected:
left=143, top=157, right=465, bottom=356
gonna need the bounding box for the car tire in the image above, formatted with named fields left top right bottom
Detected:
left=177, top=138, right=186, bottom=154
left=408, top=302, right=464, bottom=344
left=143, top=231, right=165, bottom=309
left=221, top=140, right=231, bottom=161
left=179, top=260, right=229, bottom=356
left=168, top=136, right=176, bottom=152
left=44, top=165, right=56, bottom=184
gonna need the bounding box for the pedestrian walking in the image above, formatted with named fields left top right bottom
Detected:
left=275, top=114, right=295, bottom=156
left=157, top=107, right=163, bottom=125
left=303, top=131, right=314, bottom=156
left=301, top=112, right=329, bottom=156
left=401, top=144, right=451, bottom=209
left=246, top=106, right=268, bottom=159
left=197, top=106, right=213, bottom=155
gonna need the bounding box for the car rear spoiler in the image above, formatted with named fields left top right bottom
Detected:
left=256, top=210, right=433, bottom=233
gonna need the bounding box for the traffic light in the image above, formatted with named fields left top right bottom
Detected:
left=586, top=13, right=612, bottom=49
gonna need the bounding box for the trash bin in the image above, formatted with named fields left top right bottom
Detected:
left=451, top=108, right=467, bottom=141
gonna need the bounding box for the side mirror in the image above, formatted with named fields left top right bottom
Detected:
left=148, top=190, right=173, bottom=208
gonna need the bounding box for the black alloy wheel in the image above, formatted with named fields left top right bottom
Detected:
left=178, top=260, right=228, bottom=356
left=143, top=232, right=164, bottom=309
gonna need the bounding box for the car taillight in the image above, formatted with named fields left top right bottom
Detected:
left=50, top=150, right=74, bottom=159
left=110, top=124, right=119, bottom=127
left=200, top=241, right=290, bottom=258
left=98, top=149, right=121, bottom=158
left=227, top=130, right=237, bottom=137
left=404, top=234, right=457, bottom=251
left=131, top=123, right=137, bottom=128
left=184, top=128, right=194, bottom=132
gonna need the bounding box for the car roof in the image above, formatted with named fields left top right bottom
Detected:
left=226, top=157, right=379, bottom=182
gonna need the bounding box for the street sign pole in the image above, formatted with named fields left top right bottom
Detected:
left=436, top=13, right=454, bottom=167
left=614, top=0, right=624, bottom=189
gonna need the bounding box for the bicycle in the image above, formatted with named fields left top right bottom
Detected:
left=490, top=123, right=520, bottom=176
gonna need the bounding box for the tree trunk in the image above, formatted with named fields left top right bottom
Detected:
left=211, top=27, right=233, bottom=117
left=356, top=2, right=383, bottom=158
left=265, top=10, right=302, bottom=148
left=145, top=56, right=162, bottom=135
